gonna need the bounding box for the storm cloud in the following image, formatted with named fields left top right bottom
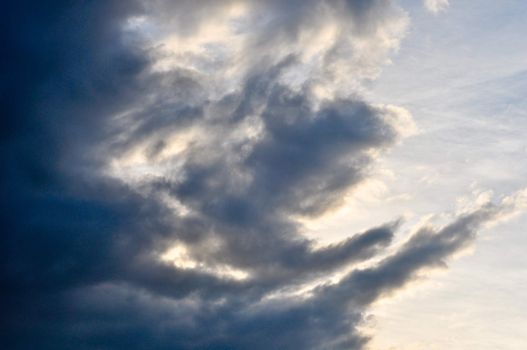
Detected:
left=2, top=1, right=524, bottom=349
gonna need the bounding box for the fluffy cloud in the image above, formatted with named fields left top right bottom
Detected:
left=424, top=0, right=450, bottom=14
left=1, top=1, right=520, bottom=349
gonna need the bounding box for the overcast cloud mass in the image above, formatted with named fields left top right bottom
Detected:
left=2, top=1, right=526, bottom=349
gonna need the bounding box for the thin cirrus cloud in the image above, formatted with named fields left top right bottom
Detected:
left=1, top=1, right=523, bottom=349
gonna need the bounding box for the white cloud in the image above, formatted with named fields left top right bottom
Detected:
left=424, top=0, right=450, bottom=14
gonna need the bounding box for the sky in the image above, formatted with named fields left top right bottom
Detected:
left=2, top=1, right=526, bottom=349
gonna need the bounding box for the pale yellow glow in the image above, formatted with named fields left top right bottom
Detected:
left=160, top=242, right=250, bottom=281
left=153, top=3, right=248, bottom=73
left=298, top=171, right=413, bottom=245
left=105, top=127, right=202, bottom=183
left=378, top=104, right=418, bottom=138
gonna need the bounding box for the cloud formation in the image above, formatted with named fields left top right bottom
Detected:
left=424, top=0, right=450, bottom=14
left=1, top=1, right=522, bottom=349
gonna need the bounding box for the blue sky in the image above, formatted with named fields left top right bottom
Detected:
left=366, top=1, right=527, bottom=348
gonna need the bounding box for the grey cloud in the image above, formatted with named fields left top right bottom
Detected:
left=25, top=203, right=500, bottom=350
left=145, top=72, right=405, bottom=287
left=2, top=1, right=516, bottom=350
left=323, top=204, right=503, bottom=308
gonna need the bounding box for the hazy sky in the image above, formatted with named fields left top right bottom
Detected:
left=2, top=1, right=526, bottom=349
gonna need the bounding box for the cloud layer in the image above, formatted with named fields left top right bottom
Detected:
left=1, top=1, right=522, bottom=349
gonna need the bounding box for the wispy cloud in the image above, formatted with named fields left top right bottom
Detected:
left=424, top=0, right=450, bottom=14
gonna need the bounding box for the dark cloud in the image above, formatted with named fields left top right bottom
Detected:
left=1, top=1, right=519, bottom=349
